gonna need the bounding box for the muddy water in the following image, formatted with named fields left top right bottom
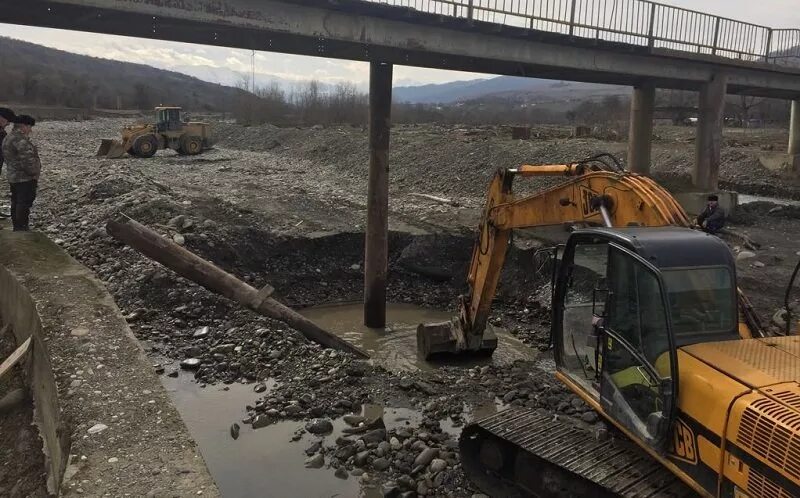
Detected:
left=739, top=194, right=800, bottom=206
left=161, top=371, right=503, bottom=498
left=300, top=302, right=537, bottom=371
left=161, top=372, right=373, bottom=498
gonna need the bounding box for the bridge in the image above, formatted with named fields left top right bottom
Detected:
left=2, top=0, right=800, bottom=325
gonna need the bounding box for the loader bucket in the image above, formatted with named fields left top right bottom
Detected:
left=417, top=319, right=498, bottom=359
left=96, top=139, right=127, bottom=159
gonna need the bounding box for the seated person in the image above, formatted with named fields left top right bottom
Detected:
left=696, top=194, right=726, bottom=234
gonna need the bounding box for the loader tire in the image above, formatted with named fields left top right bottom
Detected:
left=181, top=135, right=203, bottom=155
left=132, top=135, right=158, bottom=158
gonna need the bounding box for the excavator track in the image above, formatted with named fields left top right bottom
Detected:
left=460, top=408, right=696, bottom=498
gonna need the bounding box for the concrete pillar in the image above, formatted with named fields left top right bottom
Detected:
left=694, top=73, right=728, bottom=191
left=627, top=83, right=656, bottom=175
left=788, top=100, right=800, bottom=171
left=364, top=62, right=392, bottom=328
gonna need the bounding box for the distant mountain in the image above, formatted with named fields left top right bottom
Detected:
left=393, top=75, right=625, bottom=104
left=0, top=37, right=247, bottom=111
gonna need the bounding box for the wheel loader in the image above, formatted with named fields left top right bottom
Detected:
left=417, top=155, right=800, bottom=497
left=97, top=106, right=213, bottom=159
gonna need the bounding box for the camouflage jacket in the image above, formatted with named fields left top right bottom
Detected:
left=2, top=127, right=41, bottom=183
left=0, top=127, right=6, bottom=167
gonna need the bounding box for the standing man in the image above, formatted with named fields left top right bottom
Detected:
left=0, top=108, right=16, bottom=221
left=2, top=115, right=41, bottom=231
left=696, top=194, right=726, bottom=235
left=0, top=107, right=16, bottom=176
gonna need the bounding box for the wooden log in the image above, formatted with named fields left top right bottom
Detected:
left=0, top=336, right=31, bottom=383
left=106, top=216, right=368, bottom=359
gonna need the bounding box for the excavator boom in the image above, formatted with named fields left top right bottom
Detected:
left=418, top=157, right=694, bottom=358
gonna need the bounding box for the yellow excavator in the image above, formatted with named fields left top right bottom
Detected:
left=418, top=154, right=800, bottom=497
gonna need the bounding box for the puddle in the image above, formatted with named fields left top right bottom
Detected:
left=161, top=370, right=503, bottom=497
left=161, top=372, right=373, bottom=498
left=300, top=302, right=537, bottom=371
left=739, top=194, right=800, bottom=206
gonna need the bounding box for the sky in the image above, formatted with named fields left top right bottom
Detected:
left=1, top=0, right=798, bottom=89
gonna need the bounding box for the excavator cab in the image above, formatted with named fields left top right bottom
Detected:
left=553, top=226, right=738, bottom=450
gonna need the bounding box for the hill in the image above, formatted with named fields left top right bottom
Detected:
left=0, top=37, right=247, bottom=111
left=393, top=75, right=625, bottom=104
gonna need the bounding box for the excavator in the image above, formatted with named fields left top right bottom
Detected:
left=417, top=154, right=800, bottom=498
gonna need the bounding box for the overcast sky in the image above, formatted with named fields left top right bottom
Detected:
left=1, top=0, right=798, bottom=88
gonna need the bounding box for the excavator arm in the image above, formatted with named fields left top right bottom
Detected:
left=418, top=156, right=762, bottom=358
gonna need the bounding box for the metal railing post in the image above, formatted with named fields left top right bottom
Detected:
left=647, top=3, right=656, bottom=49
left=712, top=17, right=721, bottom=55
left=467, top=0, right=474, bottom=19
left=764, top=28, right=773, bottom=62
left=568, top=0, right=577, bottom=35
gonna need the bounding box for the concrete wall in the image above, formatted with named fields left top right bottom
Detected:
left=0, top=265, right=68, bottom=496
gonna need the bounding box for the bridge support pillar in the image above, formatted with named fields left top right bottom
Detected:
left=627, top=83, right=656, bottom=175
left=694, top=74, right=728, bottom=191
left=364, top=62, right=393, bottom=328
left=788, top=100, right=800, bottom=172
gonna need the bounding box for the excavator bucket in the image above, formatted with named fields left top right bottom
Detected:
left=417, top=319, right=498, bottom=359
left=96, top=139, right=127, bottom=159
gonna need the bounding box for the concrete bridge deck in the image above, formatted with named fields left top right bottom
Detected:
left=2, top=0, right=800, bottom=99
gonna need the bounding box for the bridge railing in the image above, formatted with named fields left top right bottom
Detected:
left=367, top=0, right=800, bottom=66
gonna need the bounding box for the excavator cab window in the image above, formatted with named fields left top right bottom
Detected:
left=599, top=245, right=675, bottom=449
left=558, top=238, right=609, bottom=390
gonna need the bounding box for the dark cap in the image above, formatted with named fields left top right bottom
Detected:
left=707, top=194, right=719, bottom=201
left=0, top=107, right=15, bottom=121
left=15, top=115, right=36, bottom=126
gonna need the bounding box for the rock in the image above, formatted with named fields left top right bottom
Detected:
left=87, top=423, right=108, bottom=434
left=377, top=441, right=391, bottom=456
left=413, top=447, right=438, bottom=467
left=305, top=441, right=322, bottom=456
left=390, top=437, right=402, bottom=450
left=417, top=482, right=429, bottom=496
left=354, top=450, right=370, bottom=467
left=253, top=383, right=267, bottom=393
left=361, top=428, right=386, bottom=444
left=173, top=233, right=186, bottom=245
left=230, top=423, right=240, bottom=440
left=304, top=453, right=324, bottom=469
left=335, top=445, right=358, bottom=460
left=334, top=467, right=349, bottom=479
left=372, top=457, right=391, bottom=471
left=343, top=415, right=365, bottom=427
left=284, top=404, right=302, bottom=416
left=381, top=482, right=401, bottom=498
left=107, top=457, right=119, bottom=463
left=429, top=458, right=447, bottom=473
left=350, top=264, right=360, bottom=270
left=737, top=250, right=756, bottom=261
left=581, top=411, right=599, bottom=424
left=180, top=358, right=201, bottom=370
left=193, top=326, right=209, bottom=338
left=167, top=369, right=179, bottom=378
left=305, top=418, right=334, bottom=435
left=753, top=261, right=765, bottom=268
left=252, top=415, right=272, bottom=429
left=70, top=328, right=90, bottom=337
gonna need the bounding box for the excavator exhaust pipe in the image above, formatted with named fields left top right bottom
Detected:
left=417, top=319, right=498, bottom=360
left=96, top=139, right=127, bottom=159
